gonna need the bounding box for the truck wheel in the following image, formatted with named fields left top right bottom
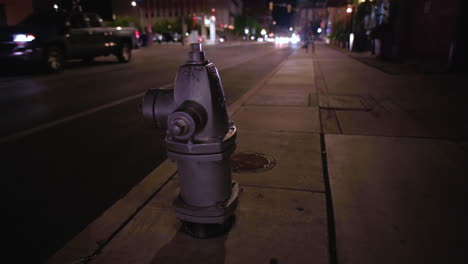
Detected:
left=116, top=43, right=131, bottom=63
left=44, top=47, right=64, bottom=73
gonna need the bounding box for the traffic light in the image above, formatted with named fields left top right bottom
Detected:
left=287, top=4, right=292, bottom=13
left=269, top=1, right=274, bottom=11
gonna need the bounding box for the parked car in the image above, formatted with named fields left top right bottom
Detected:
left=0, top=10, right=138, bottom=72
left=153, top=33, right=163, bottom=43
left=155, top=32, right=182, bottom=43
left=172, top=32, right=181, bottom=42
left=218, top=35, right=227, bottom=43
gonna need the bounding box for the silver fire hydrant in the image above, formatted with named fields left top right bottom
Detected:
left=141, top=43, right=239, bottom=236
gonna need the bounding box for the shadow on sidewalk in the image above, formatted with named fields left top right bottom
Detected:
left=349, top=52, right=448, bottom=75
left=150, top=227, right=228, bottom=264
left=324, top=43, right=449, bottom=75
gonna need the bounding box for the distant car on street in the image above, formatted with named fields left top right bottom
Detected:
left=154, top=32, right=182, bottom=43
left=153, top=33, right=163, bottom=43
left=218, top=35, right=227, bottom=43
left=0, top=10, right=138, bottom=72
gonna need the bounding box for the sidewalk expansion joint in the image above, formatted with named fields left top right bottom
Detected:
left=243, top=104, right=314, bottom=108
left=316, top=59, right=339, bottom=264
left=324, top=132, right=464, bottom=142
left=268, top=130, right=320, bottom=135
left=319, top=106, right=372, bottom=112
left=319, top=133, right=339, bottom=264
left=71, top=170, right=178, bottom=264
left=240, top=183, right=326, bottom=195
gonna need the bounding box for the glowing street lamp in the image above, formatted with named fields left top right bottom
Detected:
left=131, top=1, right=137, bottom=7
left=261, top=29, right=267, bottom=36
left=244, top=28, right=249, bottom=35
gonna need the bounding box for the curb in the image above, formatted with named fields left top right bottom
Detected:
left=48, top=47, right=294, bottom=264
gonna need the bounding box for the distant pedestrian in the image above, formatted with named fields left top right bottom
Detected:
left=303, top=32, right=315, bottom=54
left=303, top=37, right=309, bottom=53
left=309, top=32, right=315, bottom=54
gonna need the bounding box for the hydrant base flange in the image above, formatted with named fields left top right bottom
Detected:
left=173, top=181, right=239, bottom=224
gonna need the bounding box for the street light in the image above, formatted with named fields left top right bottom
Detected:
left=244, top=28, right=249, bottom=35
left=131, top=1, right=137, bottom=7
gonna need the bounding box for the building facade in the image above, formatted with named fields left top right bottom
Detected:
left=0, top=0, right=113, bottom=26
left=365, top=0, right=462, bottom=69
left=294, top=0, right=328, bottom=36
left=112, top=0, right=242, bottom=32
left=0, top=0, right=34, bottom=25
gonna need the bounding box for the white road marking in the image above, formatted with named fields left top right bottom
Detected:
left=0, top=91, right=144, bottom=144
left=0, top=46, right=283, bottom=144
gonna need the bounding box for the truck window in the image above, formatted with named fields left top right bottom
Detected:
left=86, top=13, right=103, bottom=28
left=69, top=14, right=86, bottom=28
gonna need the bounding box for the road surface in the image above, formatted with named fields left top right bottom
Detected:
left=0, top=42, right=295, bottom=262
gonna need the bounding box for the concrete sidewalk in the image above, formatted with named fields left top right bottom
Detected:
left=49, top=43, right=468, bottom=264
left=49, top=47, right=329, bottom=264
left=315, top=42, right=468, bottom=264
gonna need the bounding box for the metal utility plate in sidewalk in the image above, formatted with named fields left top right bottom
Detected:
left=325, top=134, right=468, bottom=264
left=232, top=130, right=324, bottom=192
left=91, top=180, right=329, bottom=264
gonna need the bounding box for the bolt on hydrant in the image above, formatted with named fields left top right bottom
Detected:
left=141, top=43, right=239, bottom=238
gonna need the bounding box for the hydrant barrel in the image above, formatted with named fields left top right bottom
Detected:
left=141, top=43, right=239, bottom=228
left=170, top=150, right=233, bottom=207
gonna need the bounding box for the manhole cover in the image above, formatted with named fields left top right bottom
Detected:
left=231, top=152, right=276, bottom=173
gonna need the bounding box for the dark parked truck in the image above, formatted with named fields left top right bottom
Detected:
left=0, top=10, right=138, bottom=72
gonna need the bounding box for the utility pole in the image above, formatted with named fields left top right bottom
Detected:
left=145, top=0, right=153, bottom=45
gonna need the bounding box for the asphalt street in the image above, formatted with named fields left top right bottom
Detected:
left=0, top=42, right=295, bottom=262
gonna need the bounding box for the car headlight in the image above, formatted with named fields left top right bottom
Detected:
left=13, top=34, right=35, bottom=42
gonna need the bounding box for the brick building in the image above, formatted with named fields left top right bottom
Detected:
left=377, top=0, right=464, bottom=69
left=112, top=0, right=242, bottom=32
left=294, top=0, right=328, bottom=36
left=0, top=0, right=34, bottom=25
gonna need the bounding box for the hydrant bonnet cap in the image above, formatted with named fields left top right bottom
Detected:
left=188, top=43, right=206, bottom=63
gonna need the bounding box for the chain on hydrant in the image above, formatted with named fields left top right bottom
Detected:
left=141, top=43, right=239, bottom=237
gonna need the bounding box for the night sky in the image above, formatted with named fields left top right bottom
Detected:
left=271, top=0, right=297, bottom=28
left=59, top=0, right=113, bottom=20
left=243, top=0, right=298, bottom=28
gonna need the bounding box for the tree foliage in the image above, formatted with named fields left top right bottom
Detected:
left=234, top=15, right=261, bottom=36
left=152, top=17, right=200, bottom=33
left=106, top=16, right=141, bottom=31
